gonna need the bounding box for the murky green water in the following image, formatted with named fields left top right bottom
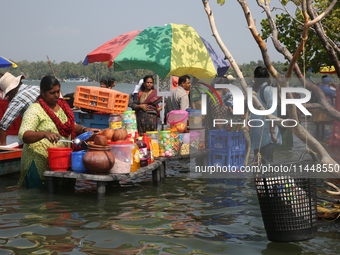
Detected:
left=1, top=81, right=339, bottom=254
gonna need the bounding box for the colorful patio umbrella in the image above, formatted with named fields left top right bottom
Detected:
left=83, top=23, right=229, bottom=80
left=0, top=56, right=17, bottom=68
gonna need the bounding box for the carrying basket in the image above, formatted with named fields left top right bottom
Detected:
left=254, top=152, right=318, bottom=242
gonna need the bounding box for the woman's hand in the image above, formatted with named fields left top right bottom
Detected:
left=44, top=132, right=61, bottom=144
left=139, top=104, right=148, bottom=111
left=157, top=105, right=163, bottom=112
left=85, top=128, right=101, bottom=133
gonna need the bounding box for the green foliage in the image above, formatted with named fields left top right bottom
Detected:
left=217, top=0, right=225, bottom=6
left=227, top=60, right=287, bottom=78
left=0, top=61, right=155, bottom=83
left=226, top=59, right=332, bottom=81
left=260, top=0, right=340, bottom=74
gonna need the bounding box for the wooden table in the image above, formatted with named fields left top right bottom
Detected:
left=43, top=149, right=210, bottom=199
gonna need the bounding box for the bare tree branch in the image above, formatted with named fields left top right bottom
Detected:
left=308, top=0, right=338, bottom=26
left=256, top=0, right=340, bottom=123
left=201, top=0, right=339, bottom=170
left=306, top=0, right=340, bottom=77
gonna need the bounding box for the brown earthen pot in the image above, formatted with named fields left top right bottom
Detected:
left=82, top=145, right=115, bottom=175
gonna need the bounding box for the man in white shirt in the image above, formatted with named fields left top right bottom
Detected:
left=165, top=75, right=191, bottom=113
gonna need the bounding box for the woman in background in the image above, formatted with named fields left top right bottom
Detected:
left=132, top=75, right=162, bottom=134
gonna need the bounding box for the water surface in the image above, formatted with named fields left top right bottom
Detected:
left=1, top=81, right=338, bottom=254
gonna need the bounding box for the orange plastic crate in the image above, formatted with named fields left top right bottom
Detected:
left=73, top=86, right=129, bottom=114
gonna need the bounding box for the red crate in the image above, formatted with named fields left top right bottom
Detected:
left=73, top=86, right=129, bottom=114
left=0, top=99, right=22, bottom=135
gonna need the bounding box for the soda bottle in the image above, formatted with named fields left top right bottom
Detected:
left=148, top=137, right=154, bottom=163
left=143, top=133, right=151, bottom=164
left=136, top=137, right=148, bottom=167
left=134, top=131, right=139, bottom=143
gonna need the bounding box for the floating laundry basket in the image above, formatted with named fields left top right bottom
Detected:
left=254, top=152, right=318, bottom=242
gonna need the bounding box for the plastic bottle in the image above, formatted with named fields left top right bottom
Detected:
left=134, top=131, right=139, bottom=143
left=147, top=137, right=154, bottom=163
left=143, top=133, right=151, bottom=164
left=131, top=143, right=140, bottom=171
left=136, top=137, right=148, bottom=167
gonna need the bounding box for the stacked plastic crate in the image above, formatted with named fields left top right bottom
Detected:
left=73, top=86, right=129, bottom=114
left=208, top=130, right=246, bottom=169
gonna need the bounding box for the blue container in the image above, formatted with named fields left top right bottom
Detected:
left=208, top=149, right=246, bottom=169
left=73, top=112, right=110, bottom=129
left=208, top=130, right=246, bottom=152
left=71, top=150, right=87, bottom=173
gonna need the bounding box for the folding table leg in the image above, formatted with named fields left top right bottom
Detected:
left=46, top=177, right=56, bottom=194
left=97, top=181, right=107, bottom=200
left=152, top=167, right=161, bottom=187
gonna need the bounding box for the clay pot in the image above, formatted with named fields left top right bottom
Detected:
left=102, top=128, right=115, bottom=141
left=113, top=129, right=128, bottom=141
left=94, top=135, right=108, bottom=146
left=82, top=145, right=115, bottom=175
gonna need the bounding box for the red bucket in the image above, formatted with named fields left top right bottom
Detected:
left=47, top=147, right=72, bottom=171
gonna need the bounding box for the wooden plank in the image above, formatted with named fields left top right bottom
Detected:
left=43, top=160, right=163, bottom=181
left=0, top=148, right=22, bottom=160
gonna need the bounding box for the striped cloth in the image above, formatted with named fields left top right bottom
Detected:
left=0, top=84, right=40, bottom=131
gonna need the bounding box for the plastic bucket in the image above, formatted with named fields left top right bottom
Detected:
left=167, top=110, right=188, bottom=132
left=47, top=147, right=72, bottom=171
left=71, top=150, right=87, bottom=173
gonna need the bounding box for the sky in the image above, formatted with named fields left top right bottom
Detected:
left=2, top=0, right=294, bottom=65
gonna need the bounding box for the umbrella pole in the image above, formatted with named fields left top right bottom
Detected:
left=157, top=75, right=165, bottom=131
left=162, top=97, right=165, bottom=131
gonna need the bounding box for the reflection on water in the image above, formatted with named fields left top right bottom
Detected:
left=0, top=122, right=340, bottom=254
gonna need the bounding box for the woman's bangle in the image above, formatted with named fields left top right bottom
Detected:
left=270, top=132, right=275, bottom=133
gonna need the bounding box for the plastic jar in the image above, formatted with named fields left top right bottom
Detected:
left=166, top=128, right=180, bottom=156
left=108, top=141, right=134, bottom=174
left=179, top=133, right=190, bottom=155
left=188, top=109, right=202, bottom=129
left=190, top=128, right=205, bottom=150
left=122, top=111, right=137, bottom=139
left=146, top=131, right=159, bottom=158
left=159, top=130, right=171, bottom=157
left=190, top=131, right=200, bottom=153
left=109, top=114, right=122, bottom=130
